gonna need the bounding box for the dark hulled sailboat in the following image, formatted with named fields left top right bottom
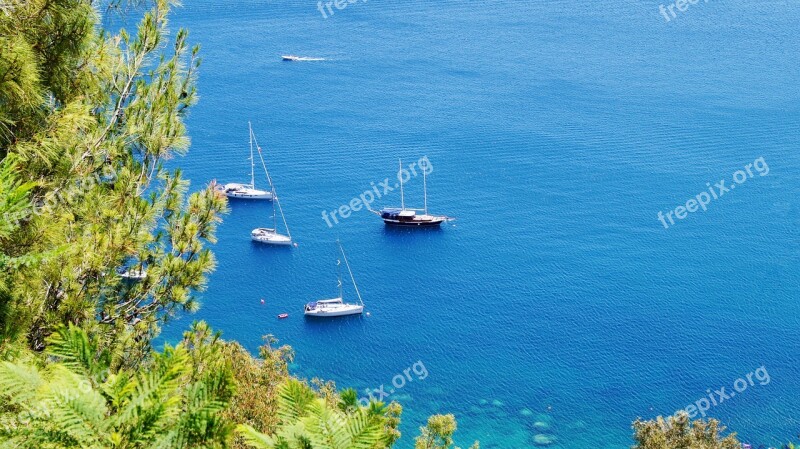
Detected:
left=373, top=159, right=452, bottom=227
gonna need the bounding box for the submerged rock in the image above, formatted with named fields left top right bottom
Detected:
left=532, top=434, right=556, bottom=446
left=491, top=399, right=504, bottom=407
left=520, top=408, right=534, bottom=417
left=533, top=421, right=550, bottom=431
left=479, top=399, right=488, bottom=406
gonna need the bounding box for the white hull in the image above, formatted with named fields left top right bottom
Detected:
left=304, top=307, right=363, bottom=317
left=251, top=228, right=292, bottom=245
left=304, top=301, right=363, bottom=317
left=304, top=244, right=364, bottom=318
left=120, top=269, right=147, bottom=280
left=223, top=183, right=273, bottom=200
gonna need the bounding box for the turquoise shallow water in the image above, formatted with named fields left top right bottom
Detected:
left=153, top=1, right=800, bottom=447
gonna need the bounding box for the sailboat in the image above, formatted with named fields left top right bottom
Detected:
left=119, top=266, right=147, bottom=281
left=305, top=241, right=364, bottom=317
left=220, top=123, right=274, bottom=200
left=250, top=133, right=292, bottom=246
left=251, top=190, right=292, bottom=245
left=372, top=159, right=452, bottom=227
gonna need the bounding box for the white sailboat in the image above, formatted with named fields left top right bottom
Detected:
left=251, top=133, right=292, bottom=246
left=251, top=191, right=292, bottom=245
left=305, top=242, right=364, bottom=317
left=119, top=266, right=147, bottom=281
left=220, top=123, right=274, bottom=200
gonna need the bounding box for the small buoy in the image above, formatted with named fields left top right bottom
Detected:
left=293, top=242, right=298, bottom=248
left=366, top=312, right=371, bottom=317
left=260, top=299, right=265, bottom=304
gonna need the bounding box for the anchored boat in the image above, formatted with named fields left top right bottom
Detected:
left=119, top=267, right=147, bottom=281
left=372, top=159, right=452, bottom=227
left=251, top=186, right=292, bottom=245
left=305, top=241, right=364, bottom=318
left=219, top=123, right=274, bottom=200
left=250, top=129, right=292, bottom=246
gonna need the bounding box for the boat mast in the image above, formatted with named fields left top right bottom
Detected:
left=336, top=257, right=343, bottom=299
left=423, top=169, right=428, bottom=215
left=398, top=158, right=405, bottom=211
left=252, top=125, right=274, bottom=191
left=248, top=122, right=256, bottom=188
left=338, top=241, right=363, bottom=306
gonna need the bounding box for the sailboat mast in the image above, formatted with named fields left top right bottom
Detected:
left=338, top=241, right=363, bottom=306
left=398, top=158, right=405, bottom=210
left=248, top=122, right=255, bottom=188
left=337, top=257, right=343, bottom=299
left=423, top=169, right=428, bottom=215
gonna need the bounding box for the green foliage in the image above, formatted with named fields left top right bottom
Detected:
left=221, top=335, right=293, bottom=449
left=0, top=156, right=34, bottom=241
left=0, top=0, right=227, bottom=360
left=237, top=380, right=394, bottom=449
left=632, top=413, right=740, bottom=449
left=414, top=415, right=477, bottom=449
left=0, top=323, right=235, bottom=448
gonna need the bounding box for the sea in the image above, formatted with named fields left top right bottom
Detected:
left=148, top=0, right=800, bottom=447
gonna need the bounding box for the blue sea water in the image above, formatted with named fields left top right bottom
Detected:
left=152, top=0, right=800, bottom=447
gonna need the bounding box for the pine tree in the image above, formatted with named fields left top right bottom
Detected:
left=0, top=0, right=227, bottom=361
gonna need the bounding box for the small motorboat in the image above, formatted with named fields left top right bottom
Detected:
left=277, top=313, right=289, bottom=319
left=281, top=55, right=325, bottom=62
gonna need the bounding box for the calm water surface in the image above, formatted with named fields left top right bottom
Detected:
left=154, top=1, right=800, bottom=447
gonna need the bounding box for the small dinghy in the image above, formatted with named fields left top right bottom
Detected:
left=277, top=313, right=289, bottom=319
